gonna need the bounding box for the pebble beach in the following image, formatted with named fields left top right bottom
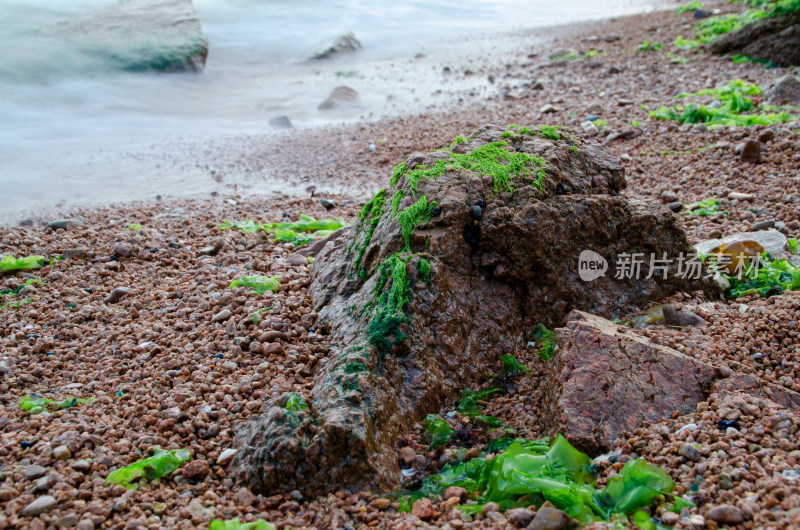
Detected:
left=2, top=1, right=800, bottom=528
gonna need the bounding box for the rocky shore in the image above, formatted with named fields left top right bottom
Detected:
left=2, top=1, right=800, bottom=529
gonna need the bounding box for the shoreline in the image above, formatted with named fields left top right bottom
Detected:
left=2, top=1, right=800, bottom=529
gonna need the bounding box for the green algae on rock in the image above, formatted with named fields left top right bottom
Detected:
left=106, top=448, right=192, bottom=490
left=232, top=124, right=717, bottom=497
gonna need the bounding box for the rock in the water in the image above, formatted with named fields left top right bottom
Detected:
left=709, top=12, right=800, bottom=67
left=707, top=504, right=745, bottom=525
left=739, top=139, right=762, bottom=163
left=21, top=495, right=58, bottom=517
left=48, top=219, right=83, bottom=230
left=766, top=75, right=800, bottom=105
left=542, top=311, right=718, bottom=455
left=268, top=115, right=293, bottom=129
left=318, top=86, right=360, bottom=111
left=307, top=31, right=362, bottom=60
left=56, top=0, right=209, bottom=72
left=232, top=124, right=717, bottom=495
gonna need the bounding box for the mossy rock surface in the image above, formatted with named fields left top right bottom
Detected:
left=232, top=124, right=718, bottom=497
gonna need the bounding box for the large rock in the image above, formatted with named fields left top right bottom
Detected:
left=709, top=12, right=800, bottom=67
left=307, top=32, right=362, bottom=60
left=542, top=311, right=718, bottom=455
left=56, top=0, right=209, bottom=72
left=232, top=124, right=717, bottom=496
left=766, top=75, right=800, bottom=106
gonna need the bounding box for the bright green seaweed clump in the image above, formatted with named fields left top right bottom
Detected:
left=398, top=196, right=438, bottom=250
left=724, top=255, right=800, bottom=298
left=392, top=140, right=546, bottom=195
left=532, top=324, right=556, bottom=361
left=0, top=255, right=46, bottom=273
left=285, top=392, right=309, bottom=411
left=676, top=1, right=704, bottom=14
left=650, top=80, right=797, bottom=128
left=401, top=435, right=676, bottom=523
left=106, top=448, right=192, bottom=490
left=368, top=254, right=411, bottom=354
left=424, top=414, right=455, bottom=448
left=210, top=519, right=275, bottom=530
left=353, top=190, right=387, bottom=280
left=229, top=275, right=281, bottom=294
left=684, top=198, right=725, bottom=216
left=221, top=215, right=347, bottom=245
left=419, top=258, right=432, bottom=285
left=19, top=394, right=94, bottom=414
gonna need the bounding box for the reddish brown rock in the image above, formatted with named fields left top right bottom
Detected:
left=182, top=459, right=210, bottom=481
left=318, top=86, right=360, bottom=111
left=541, top=310, right=718, bottom=455
left=709, top=13, right=800, bottom=68
left=232, top=124, right=717, bottom=496
left=411, top=498, right=434, bottom=521
left=739, top=139, right=762, bottom=164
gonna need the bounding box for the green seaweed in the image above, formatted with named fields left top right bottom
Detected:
left=106, top=448, right=191, bottom=489
left=419, top=258, right=432, bottom=285
left=251, top=306, right=273, bottom=325
left=650, top=80, right=796, bottom=128
left=343, top=362, right=367, bottom=374
left=533, top=324, right=556, bottom=361
left=397, top=140, right=545, bottom=195
left=501, top=355, right=529, bottom=376
left=637, top=40, right=663, bottom=51
left=0, top=255, right=46, bottom=273
left=402, top=435, right=675, bottom=522
left=459, top=387, right=504, bottom=417
left=123, top=223, right=142, bottom=231
left=221, top=215, right=347, bottom=245
left=684, top=198, right=724, bottom=216
left=788, top=238, right=798, bottom=255
left=210, top=519, right=275, bottom=530
left=19, top=394, right=94, bottom=414
left=219, top=219, right=260, bottom=234
left=676, top=1, right=705, bottom=13
left=354, top=190, right=386, bottom=280
left=391, top=189, right=406, bottom=217
left=424, top=414, right=455, bottom=448
left=367, top=254, right=411, bottom=354
left=390, top=162, right=407, bottom=187
left=397, top=196, right=438, bottom=251
left=229, top=276, right=280, bottom=294
left=285, top=392, right=309, bottom=411
left=0, top=279, right=40, bottom=311
left=725, top=255, right=800, bottom=298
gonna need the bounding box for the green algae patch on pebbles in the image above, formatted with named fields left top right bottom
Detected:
left=221, top=215, right=348, bottom=245
left=424, top=414, right=455, bottom=448
left=532, top=324, right=556, bottom=361
left=210, top=518, right=275, bottom=530
left=106, top=447, right=192, bottom=490
left=0, top=255, right=46, bottom=273
left=650, top=80, right=798, bottom=128
left=19, top=394, right=95, bottom=414
left=401, top=435, right=676, bottom=523
left=229, top=275, right=280, bottom=294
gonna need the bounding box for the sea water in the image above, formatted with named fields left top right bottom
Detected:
left=0, top=0, right=668, bottom=223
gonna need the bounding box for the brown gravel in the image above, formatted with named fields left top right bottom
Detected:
left=2, top=0, right=800, bottom=528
